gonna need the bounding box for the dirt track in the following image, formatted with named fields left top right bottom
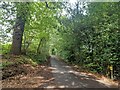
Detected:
left=48, top=56, right=118, bottom=88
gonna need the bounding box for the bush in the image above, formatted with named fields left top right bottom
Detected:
left=1, top=44, right=11, bottom=54
left=26, top=52, right=48, bottom=64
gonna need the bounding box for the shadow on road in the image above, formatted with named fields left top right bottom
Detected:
left=45, top=56, right=118, bottom=88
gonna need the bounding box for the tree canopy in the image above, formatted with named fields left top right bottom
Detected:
left=0, top=1, right=120, bottom=80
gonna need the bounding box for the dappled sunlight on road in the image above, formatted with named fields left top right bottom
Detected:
left=47, top=56, right=118, bottom=88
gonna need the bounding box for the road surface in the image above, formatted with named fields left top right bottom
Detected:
left=50, top=56, right=109, bottom=88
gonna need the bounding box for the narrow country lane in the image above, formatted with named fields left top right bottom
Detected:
left=50, top=56, right=110, bottom=88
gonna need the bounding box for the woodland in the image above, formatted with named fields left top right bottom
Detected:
left=0, top=1, right=120, bottom=88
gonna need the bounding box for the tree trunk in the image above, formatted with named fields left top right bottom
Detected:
left=11, top=16, right=25, bottom=55
left=37, top=38, right=44, bottom=54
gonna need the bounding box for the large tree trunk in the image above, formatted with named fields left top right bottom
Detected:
left=11, top=16, right=25, bottom=55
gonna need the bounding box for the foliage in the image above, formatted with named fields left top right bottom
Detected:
left=54, top=2, right=120, bottom=79
left=0, top=44, right=11, bottom=54
left=1, top=1, right=119, bottom=80
left=1, top=55, right=39, bottom=69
